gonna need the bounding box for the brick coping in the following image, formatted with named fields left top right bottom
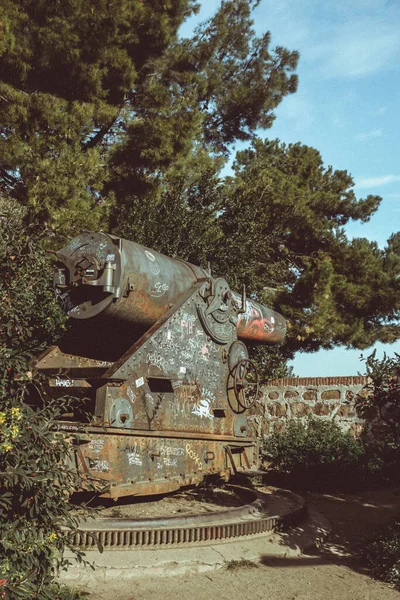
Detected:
left=262, top=376, right=370, bottom=387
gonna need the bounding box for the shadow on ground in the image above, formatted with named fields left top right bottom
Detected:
left=260, top=484, right=400, bottom=581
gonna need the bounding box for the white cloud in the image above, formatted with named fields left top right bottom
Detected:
left=306, top=16, right=400, bottom=78
left=355, top=128, right=383, bottom=141
left=256, top=1, right=400, bottom=79
left=356, top=175, right=400, bottom=189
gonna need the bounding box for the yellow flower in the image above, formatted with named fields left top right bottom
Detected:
left=0, top=413, right=6, bottom=425
left=10, top=425, right=19, bottom=439
left=11, top=407, right=21, bottom=420
left=3, top=444, right=12, bottom=452
left=48, top=533, right=57, bottom=542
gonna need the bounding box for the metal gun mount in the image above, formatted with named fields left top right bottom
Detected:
left=35, top=232, right=286, bottom=499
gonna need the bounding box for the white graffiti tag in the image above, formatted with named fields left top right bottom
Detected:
left=192, top=398, right=214, bottom=420
left=88, top=439, right=104, bottom=454
left=89, top=458, right=109, bottom=472
left=126, top=452, right=142, bottom=466
left=150, top=282, right=169, bottom=298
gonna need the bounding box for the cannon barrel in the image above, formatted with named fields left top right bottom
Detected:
left=54, top=232, right=286, bottom=345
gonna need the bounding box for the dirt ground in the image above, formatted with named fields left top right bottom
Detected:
left=95, top=484, right=294, bottom=519
left=83, top=486, right=400, bottom=600
left=97, top=486, right=245, bottom=518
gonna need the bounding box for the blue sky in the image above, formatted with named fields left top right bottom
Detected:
left=180, top=1, right=400, bottom=376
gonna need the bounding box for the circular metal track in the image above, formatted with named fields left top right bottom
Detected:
left=71, top=486, right=307, bottom=550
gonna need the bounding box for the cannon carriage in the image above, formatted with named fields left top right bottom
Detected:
left=35, top=232, right=286, bottom=499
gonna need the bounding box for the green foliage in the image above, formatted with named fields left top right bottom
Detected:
left=0, top=197, right=65, bottom=361
left=0, top=73, right=114, bottom=241
left=215, top=139, right=400, bottom=355
left=357, top=351, right=400, bottom=415
left=263, top=419, right=364, bottom=477
left=356, top=351, right=400, bottom=459
left=0, top=0, right=199, bottom=241
left=0, top=196, right=86, bottom=599
left=248, top=344, right=294, bottom=381
left=0, top=394, right=86, bottom=599
left=93, top=0, right=299, bottom=221
left=362, top=519, right=400, bottom=590
left=0, top=0, right=298, bottom=244
left=191, top=1, right=298, bottom=150
left=114, top=148, right=225, bottom=265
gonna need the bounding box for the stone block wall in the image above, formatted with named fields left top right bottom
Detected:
left=259, top=376, right=370, bottom=437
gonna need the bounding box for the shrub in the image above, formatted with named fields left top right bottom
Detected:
left=263, top=418, right=364, bottom=480
left=0, top=392, right=87, bottom=599
left=0, top=197, right=85, bottom=599
left=356, top=351, right=400, bottom=459
left=362, top=519, right=400, bottom=589
left=357, top=351, right=400, bottom=415
left=0, top=198, right=66, bottom=362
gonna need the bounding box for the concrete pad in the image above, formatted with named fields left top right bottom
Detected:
left=59, top=508, right=330, bottom=592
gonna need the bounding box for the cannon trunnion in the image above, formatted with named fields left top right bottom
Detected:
left=35, top=232, right=286, bottom=499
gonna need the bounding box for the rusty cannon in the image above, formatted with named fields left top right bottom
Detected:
left=35, top=232, right=286, bottom=499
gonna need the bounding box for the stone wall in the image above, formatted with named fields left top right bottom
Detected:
left=259, top=376, right=371, bottom=437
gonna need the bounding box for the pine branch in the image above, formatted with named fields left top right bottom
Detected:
left=0, top=167, right=21, bottom=187
left=81, top=113, right=120, bottom=150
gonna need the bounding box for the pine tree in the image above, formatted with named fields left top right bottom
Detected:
left=107, top=0, right=299, bottom=219
left=0, top=0, right=198, bottom=240
left=215, top=138, right=400, bottom=354
left=0, top=0, right=299, bottom=243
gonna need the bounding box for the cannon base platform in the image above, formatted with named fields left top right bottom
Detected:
left=60, top=485, right=331, bottom=589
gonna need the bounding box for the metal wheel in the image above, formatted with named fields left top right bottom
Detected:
left=233, top=359, right=260, bottom=410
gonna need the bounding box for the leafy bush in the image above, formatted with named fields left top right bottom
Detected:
left=362, top=519, right=400, bottom=589
left=356, top=351, right=400, bottom=459
left=0, top=197, right=85, bottom=599
left=0, top=198, right=66, bottom=361
left=263, top=418, right=364, bottom=480
left=357, top=351, right=400, bottom=414
left=0, top=390, right=88, bottom=599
